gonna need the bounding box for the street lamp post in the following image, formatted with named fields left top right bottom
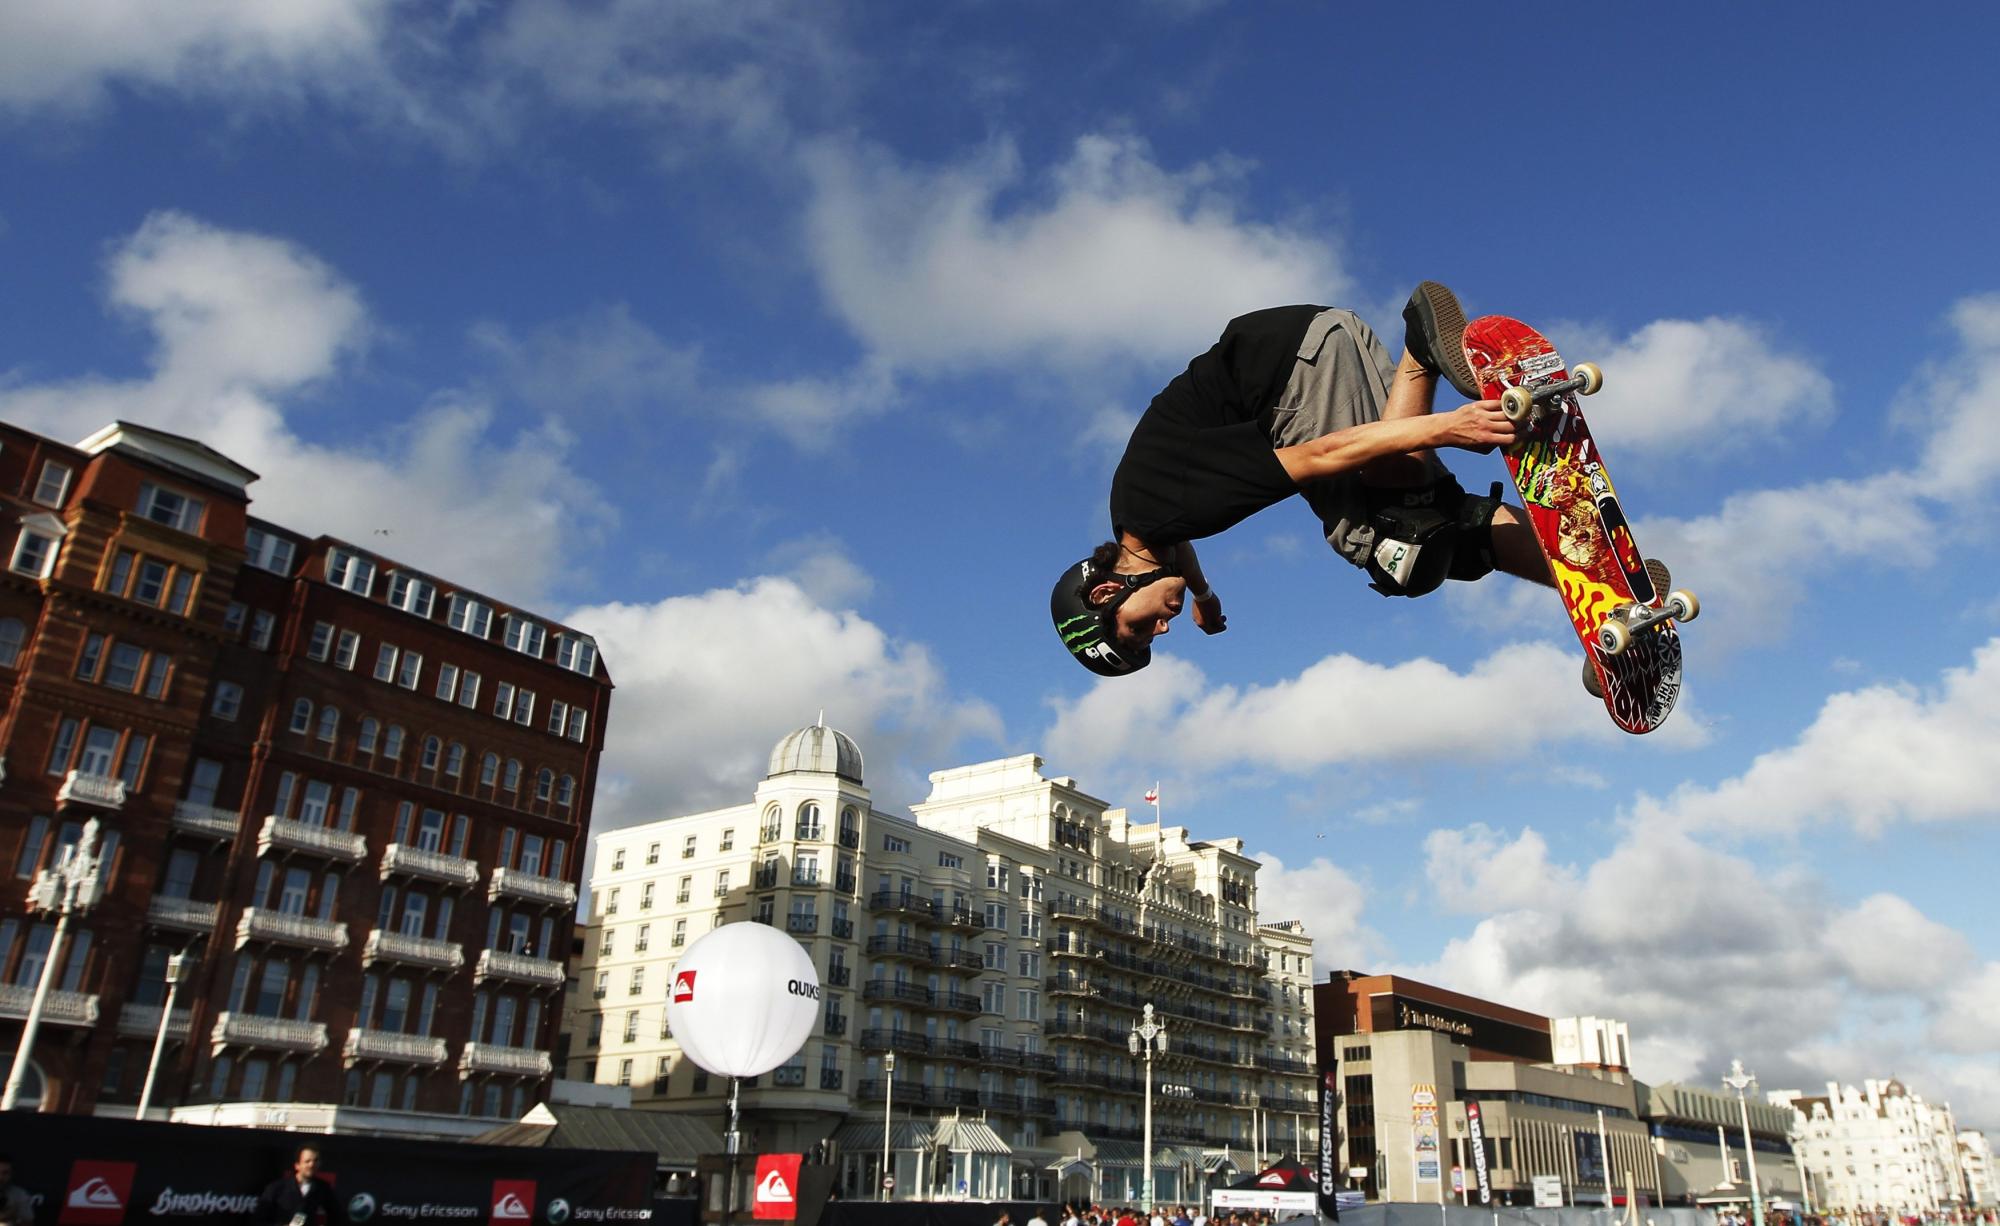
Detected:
left=1724, top=1060, right=1765, bottom=1226
left=2, top=818, right=105, bottom=1111
left=135, top=952, right=192, bottom=1120
left=881, top=1052, right=896, bottom=1202
left=1129, top=1003, right=1169, bottom=1211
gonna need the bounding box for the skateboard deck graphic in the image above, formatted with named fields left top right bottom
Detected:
left=1461, top=315, right=1690, bottom=733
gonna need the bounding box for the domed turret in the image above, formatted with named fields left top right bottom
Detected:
left=766, top=716, right=864, bottom=784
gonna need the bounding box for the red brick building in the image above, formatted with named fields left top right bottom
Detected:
left=0, top=420, right=613, bottom=1126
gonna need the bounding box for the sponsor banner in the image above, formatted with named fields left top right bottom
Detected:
left=1316, top=1071, right=1341, bottom=1220
left=0, top=1114, right=652, bottom=1226
left=1532, top=1175, right=1564, bottom=1208
left=1410, top=1084, right=1441, bottom=1186
left=751, top=1155, right=802, bottom=1221
left=1465, top=1102, right=1492, bottom=1206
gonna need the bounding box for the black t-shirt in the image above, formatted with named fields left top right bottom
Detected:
left=1108, top=305, right=1321, bottom=547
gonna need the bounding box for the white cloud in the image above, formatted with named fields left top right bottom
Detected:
left=1567, top=317, right=1834, bottom=457
left=1423, top=824, right=1576, bottom=915
left=0, top=211, right=610, bottom=605
left=1252, top=852, right=1384, bottom=974
left=1042, top=639, right=1702, bottom=781
left=469, top=304, right=703, bottom=419
left=1629, top=637, right=2000, bottom=836
left=799, top=132, right=1350, bottom=375
left=1825, top=894, right=1974, bottom=994
left=566, top=577, right=1002, bottom=827
left=0, top=0, right=396, bottom=114
left=760, top=534, right=876, bottom=609
left=1934, top=964, right=2000, bottom=1055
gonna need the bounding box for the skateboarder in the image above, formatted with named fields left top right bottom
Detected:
left=1052, top=282, right=1554, bottom=677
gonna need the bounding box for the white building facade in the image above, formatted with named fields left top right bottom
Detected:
left=563, top=733, right=1317, bottom=1205
left=1773, top=1080, right=1968, bottom=1213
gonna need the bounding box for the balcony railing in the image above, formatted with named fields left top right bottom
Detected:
left=364, top=929, right=466, bottom=973
left=866, top=934, right=929, bottom=960
left=933, top=1037, right=985, bottom=1061
left=824, top=1014, right=849, bottom=1037
left=838, top=828, right=860, bottom=849
left=932, top=989, right=983, bottom=1015
left=791, top=872, right=823, bottom=888
left=380, top=843, right=481, bottom=888
left=862, top=979, right=931, bottom=1006
left=171, top=800, right=241, bottom=840
left=786, top=913, right=820, bottom=934
left=236, top=908, right=349, bottom=953
left=58, top=768, right=127, bottom=810
left=212, top=1012, right=328, bottom=1055
left=753, top=868, right=779, bottom=889
left=475, top=948, right=565, bottom=989
left=344, top=1029, right=449, bottom=1067
left=460, top=1043, right=553, bottom=1078
left=856, top=1081, right=930, bottom=1106
left=835, top=873, right=857, bottom=894
left=117, top=1003, right=192, bottom=1040
left=857, top=1028, right=930, bottom=1056
left=867, top=891, right=937, bottom=920
left=831, top=918, right=854, bottom=939
left=0, top=984, right=98, bottom=1027
left=821, top=1068, right=845, bottom=1091
left=827, top=965, right=852, bottom=987
left=146, top=895, right=219, bottom=934
left=932, top=947, right=985, bottom=972
left=489, top=867, right=577, bottom=908
left=258, top=815, right=367, bottom=863
left=771, top=1066, right=807, bottom=1088
left=794, top=826, right=822, bottom=842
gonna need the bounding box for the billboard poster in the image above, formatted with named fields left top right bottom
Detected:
left=1317, top=1072, right=1341, bottom=1220
left=1574, top=1130, right=1606, bottom=1186
left=1464, top=1102, right=1492, bottom=1206
left=1411, top=1084, right=1441, bottom=1186
left=0, top=1114, right=653, bottom=1226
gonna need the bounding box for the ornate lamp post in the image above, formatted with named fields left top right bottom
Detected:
left=881, top=1051, right=896, bottom=1201
left=1724, top=1060, right=1765, bottom=1226
left=1129, top=1003, right=1169, bottom=1210
left=2, top=819, right=105, bottom=1111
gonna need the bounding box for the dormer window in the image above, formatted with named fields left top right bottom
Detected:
left=502, top=615, right=545, bottom=658
left=447, top=594, right=492, bottom=639
left=9, top=514, right=64, bottom=579
left=555, top=634, right=597, bottom=676
left=386, top=572, right=437, bottom=618
left=325, top=547, right=376, bottom=597
left=244, top=527, right=297, bottom=575
left=138, top=482, right=205, bottom=534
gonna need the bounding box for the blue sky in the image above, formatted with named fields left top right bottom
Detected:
left=5, top=2, right=2000, bottom=1127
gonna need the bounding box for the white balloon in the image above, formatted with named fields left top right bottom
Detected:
left=664, top=922, right=821, bottom=1078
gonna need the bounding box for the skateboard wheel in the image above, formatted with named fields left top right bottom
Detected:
left=1500, top=386, right=1535, bottom=423
left=1573, top=362, right=1603, bottom=395
left=1668, top=589, right=1700, bottom=622
left=1597, top=618, right=1633, bottom=657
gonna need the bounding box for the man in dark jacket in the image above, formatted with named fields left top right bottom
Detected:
left=256, top=1144, right=346, bottom=1226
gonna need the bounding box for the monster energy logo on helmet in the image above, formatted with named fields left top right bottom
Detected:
left=1049, top=557, right=1171, bottom=677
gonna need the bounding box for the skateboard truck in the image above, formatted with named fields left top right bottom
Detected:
left=1596, top=588, right=1702, bottom=656
left=1499, top=362, right=1604, bottom=425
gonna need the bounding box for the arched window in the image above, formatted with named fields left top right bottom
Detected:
left=760, top=805, right=781, bottom=842
left=502, top=759, right=521, bottom=792
left=315, top=706, right=339, bottom=743
left=535, top=768, right=554, bottom=802
left=289, top=698, right=314, bottom=734
left=480, top=753, right=499, bottom=786
left=421, top=736, right=441, bottom=771
left=0, top=618, right=23, bottom=668
left=557, top=775, right=576, bottom=806
left=356, top=718, right=379, bottom=754
left=383, top=725, right=405, bottom=760
left=445, top=742, right=465, bottom=777
left=795, top=802, right=821, bottom=840
left=839, top=805, right=859, bottom=846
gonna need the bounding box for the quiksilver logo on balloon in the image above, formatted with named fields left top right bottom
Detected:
left=674, top=971, right=697, bottom=1002
left=786, top=979, right=819, bottom=1000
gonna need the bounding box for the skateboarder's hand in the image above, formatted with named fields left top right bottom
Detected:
left=1438, top=400, right=1515, bottom=451
left=1192, top=589, right=1226, bottom=635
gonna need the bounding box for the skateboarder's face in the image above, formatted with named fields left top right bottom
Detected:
left=1111, top=576, right=1186, bottom=650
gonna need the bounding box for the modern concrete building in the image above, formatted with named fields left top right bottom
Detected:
left=1773, top=1079, right=1970, bottom=1214
left=565, top=741, right=1317, bottom=1205
left=1639, top=1081, right=1804, bottom=1209
left=0, top=420, right=612, bottom=1132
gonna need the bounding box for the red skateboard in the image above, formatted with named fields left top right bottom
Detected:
left=1461, top=315, right=1699, bottom=733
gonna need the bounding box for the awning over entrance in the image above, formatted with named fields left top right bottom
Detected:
left=932, top=1117, right=1013, bottom=1155
left=1088, top=1141, right=1184, bottom=1171
left=830, top=1120, right=939, bottom=1151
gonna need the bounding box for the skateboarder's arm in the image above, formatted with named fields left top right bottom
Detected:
left=1274, top=402, right=1513, bottom=484
left=1175, top=542, right=1226, bottom=635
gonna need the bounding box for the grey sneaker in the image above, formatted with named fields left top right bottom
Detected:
left=1402, top=280, right=1480, bottom=400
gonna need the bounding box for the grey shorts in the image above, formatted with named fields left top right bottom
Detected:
left=1266, top=308, right=1449, bottom=568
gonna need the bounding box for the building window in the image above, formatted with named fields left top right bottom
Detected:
left=566, top=709, right=587, bottom=743
left=458, top=671, right=481, bottom=709
left=211, top=682, right=244, bottom=721
left=250, top=610, right=276, bottom=651
left=289, top=698, right=315, bottom=735
left=501, top=760, right=520, bottom=792
left=446, top=594, right=492, bottom=639
left=10, top=525, right=60, bottom=579
left=396, top=651, right=423, bottom=690
left=137, top=482, right=205, bottom=534
left=306, top=622, right=335, bottom=661
left=32, top=462, right=72, bottom=507
left=445, top=744, right=465, bottom=777
left=315, top=707, right=339, bottom=743
left=535, top=769, right=553, bottom=802
left=513, top=691, right=534, bottom=727
left=683, top=835, right=697, bottom=860
left=324, top=547, right=377, bottom=597
left=555, top=634, right=597, bottom=675
left=435, top=662, right=460, bottom=702
left=244, top=527, right=296, bottom=575
left=384, top=725, right=405, bottom=760
left=386, top=572, right=437, bottom=618
left=334, top=630, right=360, bottom=670
left=502, top=616, right=546, bottom=658
left=0, top=619, right=22, bottom=669
left=373, top=644, right=398, bottom=683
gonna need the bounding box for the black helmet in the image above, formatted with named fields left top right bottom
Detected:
left=1050, top=556, right=1175, bottom=677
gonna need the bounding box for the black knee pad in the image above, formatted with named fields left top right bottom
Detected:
left=1363, top=498, right=1456, bottom=598
left=1446, top=481, right=1505, bottom=583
